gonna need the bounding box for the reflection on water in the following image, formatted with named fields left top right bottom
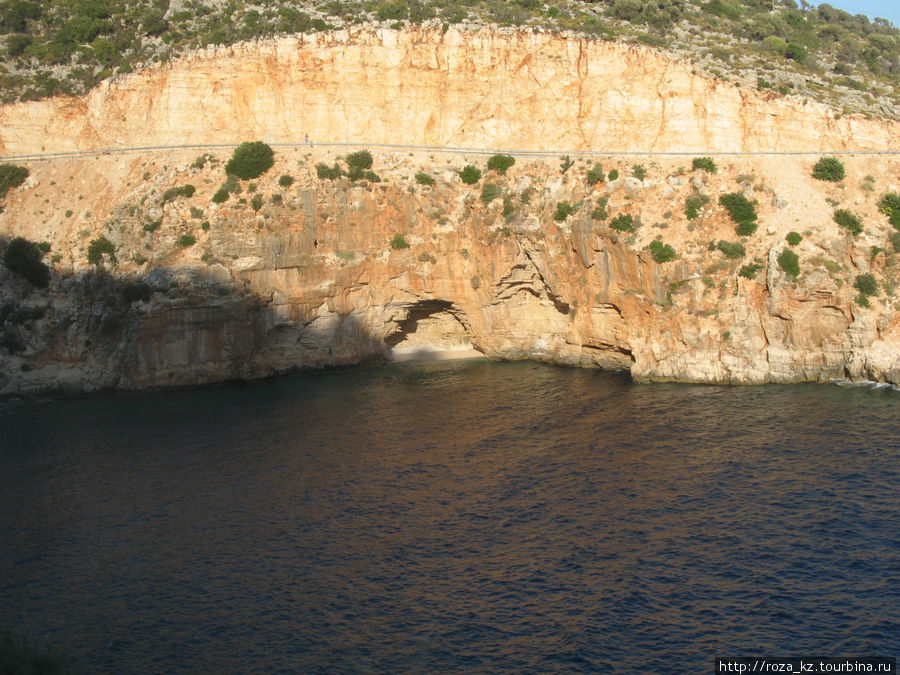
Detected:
left=1, top=361, right=898, bottom=672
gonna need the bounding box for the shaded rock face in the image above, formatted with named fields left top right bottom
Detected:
left=1, top=28, right=898, bottom=156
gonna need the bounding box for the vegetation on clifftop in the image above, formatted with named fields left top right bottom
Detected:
left=0, top=0, right=899, bottom=120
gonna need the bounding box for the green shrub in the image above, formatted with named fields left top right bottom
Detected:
left=189, top=206, right=204, bottom=218
left=87, top=235, right=116, bottom=265
left=856, top=294, right=870, bottom=307
left=142, top=221, right=160, bottom=232
left=716, top=240, right=746, bottom=259
left=559, top=156, right=574, bottom=173
left=786, top=231, right=802, bottom=246
left=225, top=141, right=274, bottom=179
left=3, top=237, right=50, bottom=288
left=608, top=168, right=619, bottom=181
left=854, top=273, right=879, bottom=296
left=610, top=214, right=635, bottom=232
left=685, top=194, right=709, bottom=220
left=177, top=234, right=196, bottom=247
left=692, top=157, right=717, bottom=173
left=833, top=209, right=863, bottom=235
left=632, top=165, right=647, bottom=181
left=487, top=154, right=515, bottom=175
left=316, top=163, right=343, bottom=180
left=890, top=231, right=900, bottom=252
left=346, top=150, right=373, bottom=180
left=586, top=163, right=604, bottom=185
left=812, top=156, right=845, bottom=182
left=719, top=193, right=757, bottom=228
left=554, top=201, right=576, bottom=222
left=739, top=262, right=763, bottom=279
left=0, top=163, right=29, bottom=199
left=212, top=188, right=229, bottom=204
left=278, top=174, right=294, bottom=188
left=777, top=248, right=800, bottom=278
left=415, top=172, right=435, bottom=186
left=161, top=184, right=195, bottom=203
left=251, top=194, right=263, bottom=211
left=785, top=41, right=807, bottom=63
left=459, top=165, right=481, bottom=184
left=736, top=221, right=758, bottom=236
left=201, top=221, right=210, bottom=231
left=648, top=240, right=676, bottom=263
left=592, top=196, right=609, bottom=221
left=390, top=233, right=410, bottom=250
left=481, top=183, right=500, bottom=204
left=877, top=192, right=900, bottom=229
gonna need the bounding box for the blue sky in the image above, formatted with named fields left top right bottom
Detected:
left=811, top=1, right=900, bottom=28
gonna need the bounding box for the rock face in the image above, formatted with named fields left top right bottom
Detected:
left=2, top=28, right=900, bottom=396
left=1, top=28, right=898, bottom=155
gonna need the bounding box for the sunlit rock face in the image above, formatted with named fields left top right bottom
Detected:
left=1, top=27, right=897, bottom=155
left=2, top=28, right=900, bottom=396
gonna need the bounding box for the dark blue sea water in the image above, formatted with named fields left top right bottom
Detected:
left=1, top=360, right=898, bottom=673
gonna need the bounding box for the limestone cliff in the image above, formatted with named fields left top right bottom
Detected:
left=2, top=28, right=900, bottom=396
left=1, top=28, right=898, bottom=156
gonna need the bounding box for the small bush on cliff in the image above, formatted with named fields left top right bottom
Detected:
left=482, top=183, right=500, bottom=204
left=0, top=164, right=29, bottom=199
left=554, top=201, right=576, bottom=222
left=316, top=163, right=344, bottom=180
left=177, top=234, right=196, bottom=247
left=212, top=188, right=229, bottom=204
left=87, top=236, right=116, bottom=265
left=487, top=154, right=516, bottom=175
left=692, top=157, right=717, bottom=173
left=278, top=174, right=294, bottom=188
left=459, top=165, right=481, bottom=185
left=225, top=141, right=274, bottom=180
left=648, top=240, right=676, bottom=263
left=591, top=196, right=609, bottom=221
left=586, top=163, right=604, bottom=185
left=2, top=237, right=50, bottom=288
left=632, top=165, right=647, bottom=181
left=610, top=214, right=635, bottom=232
left=786, top=231, right=802, bottom=246
left=415, top=172, right=435, bottom=186
left=608, top=168, right=619, bottom=181
left=833, top=209, right=863, bottom=236
left=161, top=184, right=195, bottom=203
left=251, top=194, right=264, bottom=211
left=390, top=233, right=410, bottom=250
left=716, top=240, right=745, bottom=259
left=877, top=192, right=900, bottom=229
left=685, top=194, right=709, bottom=220
left=777, top=248, right=800, bottom=278
left=719, top=193, right=758, bottom=230
left=345, top=150, right=373, bottom=180
left=739, top=262, right=763, bottom=279
left=812, top=156, right=845, bottom=182
left=854, top=273, right=879, bottom=297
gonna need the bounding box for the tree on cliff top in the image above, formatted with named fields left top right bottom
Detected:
left=225, top=142, right=274, bottom=180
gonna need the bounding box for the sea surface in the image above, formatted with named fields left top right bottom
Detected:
left=1, top=360, right=898, bottom=673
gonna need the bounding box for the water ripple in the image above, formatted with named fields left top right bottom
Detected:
left=1, top=362, right=898, bottom=672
